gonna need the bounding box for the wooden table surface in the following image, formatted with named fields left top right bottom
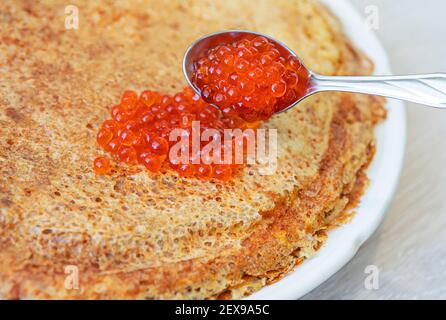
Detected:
left=303, top=0, right=446, bottom=299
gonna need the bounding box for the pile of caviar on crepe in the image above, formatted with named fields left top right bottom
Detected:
left=93, top=88, right=258, bottom=181
left=192, top=36, right=309, bottom=121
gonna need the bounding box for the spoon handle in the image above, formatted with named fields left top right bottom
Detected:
left=310, top=73, right=446, bottom=109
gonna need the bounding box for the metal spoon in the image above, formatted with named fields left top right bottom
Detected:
left=183, top=30, right=446, bottom=112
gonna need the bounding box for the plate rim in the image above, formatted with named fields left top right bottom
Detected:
left=247, top=0, right=407, bottom=300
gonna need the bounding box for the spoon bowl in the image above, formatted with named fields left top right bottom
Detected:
left=183, top=30, right=313, bottom=113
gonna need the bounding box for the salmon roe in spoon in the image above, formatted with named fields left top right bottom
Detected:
left=192, top=36, right=309, bottom=121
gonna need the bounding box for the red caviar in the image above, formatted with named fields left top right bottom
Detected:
left=93, top=156, right=111, bottom=175
left=93, top=35, right=303, bottom=181
left=94, top=87, right=257, bottom=181
left=192, top=36, right=309, bottom=121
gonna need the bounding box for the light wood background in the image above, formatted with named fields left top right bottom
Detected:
left=303, top=0, right=446, bottom=299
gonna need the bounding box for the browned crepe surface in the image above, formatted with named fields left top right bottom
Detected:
left=0, top=0, right=385, bottom=299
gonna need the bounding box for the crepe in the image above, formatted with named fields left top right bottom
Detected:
left=0, top=0, right=385, bottom=299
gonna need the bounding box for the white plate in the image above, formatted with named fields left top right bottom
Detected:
left=248, top=0, right=407, bottom=300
